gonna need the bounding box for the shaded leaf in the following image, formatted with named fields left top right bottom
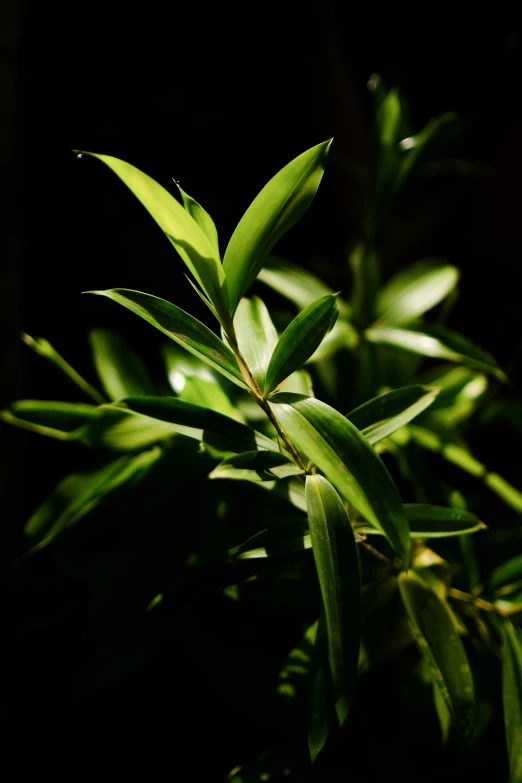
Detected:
left=233, top=296, right=278, bottom=389
left=399, top=571, right=474, bottom=738
left=1, top=399, right=98, bottom=440
left=374, top=260, right=459, bottom=326
left=210, top=450, right=303, bottom=482
left=308, top=613, right=331, bottom=762
left=306, top=474, right=360, bottom=724
left=89, top=328, right=155, bottom=401
left=265, top=295, right=339, bottom=394
left=86, top=289, right=246, bottom=388
left=271, top=394, right=410, bottom=563
left=501, top=621, right=522, bottom=783
left=488, top=555, right=522, bottom=593
left=223, top=140, right=332, bottom=314
left=346, top=385, right=440, bottom=445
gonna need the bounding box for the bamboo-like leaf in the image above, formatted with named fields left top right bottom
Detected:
left=418, top=365, right=488, bottom=426
left=279, top=369, right=314, bottom=396
left=85, top=289, right=247, bottom=388
left=306, top=475, right=360, bottom=724
left=176, top=183, right=220, bottom=259
left=115, top=397, right=279, bottom=458
left=258, top=255, right=350, bottom=316
left=233, top=297, right=278, bottom=389
left=1, top=400, right=98, bottom=440
left=22, top=333, right=106, bottom=404
left=229, top=518, right=311, bottom=560
left=223, top=140, right=332, bottom=314
left=76, top=152, right=228, bottom=318
left=210, top=450, right=303, bottom=482
left=357, top=504, right=485, bottom=538
left=89, top=328, right=155, bottom=401
left=265, top=295, right=339, bottom=395
left=177, top=376, right=244, bottom=422
left=25, top=448, right=161, bottom=551
left=346, top=385, right=440, bottom=445
left=366, top=323, right=506, bottom=381
left=488, top=556, right=522, bottom=592
left=501, top=621, right=522, bottom=783
left=374, top=260, right=459, bottom=326
left=398, top=571, right=474, bottom=738
left=308, top=613, right=331, bottom=762
left=271, top=394, right=410, bottom=563
left=305, top=319, right=359, bottom=363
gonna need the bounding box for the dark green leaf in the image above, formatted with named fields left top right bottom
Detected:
left=265, top=295, right=339, bottom=395
left=25, top=448, right=161, bottom=551
left=488, top=556, right=522, bottom=593
left=399, top=571, right=474, bottom=738
left=366, top=323, right=506, bottom=381
left=374, top=260, right=459, bottom=326
left=271, top=394, right=410, bottom=563
left=176, top=183, right=220, bottom=259
left=1, top=400, right=98, bottom=440
left=89, top=328, right=155, bottom=401
left=22, top=332, right=106, bottom=404
left=223, top=140, right=332, bottom=314
left=306, top=474, right=360, bottom=723
left=501, top=621, right=522, bottom=783
left=357, top=504, right=485, bottom=538
left=346, top=385, right=440, bottom=445
left=210, top=450, right=303, bottom=482
left=233, top=296, right=278, bottom=389
left=308, top=613, right=331, bottom=762
left=86, top=289, right=247, bottom=388
left=76, top=152, right=228, bottom=319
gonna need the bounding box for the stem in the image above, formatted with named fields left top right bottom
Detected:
left=448, top=587, right=497, bottom=613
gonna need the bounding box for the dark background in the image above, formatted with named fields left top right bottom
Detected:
left=2, top=2, right=522, bottom=778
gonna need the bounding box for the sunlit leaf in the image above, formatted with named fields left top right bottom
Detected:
left=501, top=621, right=522, bottom=783
left=366, top=323, right=506, bottom=381
left=399, top=571, right=474, bottom=738
left=305, top=319, right=359, bottom=362
left=306, top=474, right=360, bottom=724
left=374, top=260, right=459, bottom=326
left=76, top=151, right=228, bottom=319
left=25, top=447, right=161, bottom=551
left=278, top=369, right=314, bottom=396
left=233, top=296, right=278, bottom=389
left=418, top=365, right=488, bottom=426
left=22, top=332, right=106, bottom=404
left=346, top=385, right=440, bottom=445
left=89, top=328, right=155, bottom=401
left=85, top=289, right=246, bottom=388
left=177, top=376, right=244, bottom=422
left=265, top=295, right=339, bottom=395
left=210, top=450, right=303, bottom=482
left=271, top=394, right=410, bottom=563
left=176, top=183, right=220, bottom=259
left=223, top=140, right=332, bottom=314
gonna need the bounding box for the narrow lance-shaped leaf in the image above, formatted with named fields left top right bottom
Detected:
left=271, top=394, right=410, bottom=563
left=346, top=385, right=440, bottom=445
left=374, top=260, right=459, bottom=326
left=177, top=376, right=244, bottom=422
left=175, top=183, right=220, bottom=260
left=366, top=323, right=506, bottom=381
left=488, top=555, right=522, bottom=593
left=76, top=152, right=228, bottom=319
left=223, top=140, right=332, bottom=314
left=264, top=294, right=339, bottom=395
left=89, top=328, right=155, bottom=401
left=308, top=612, right=332, bottom=762
left=22, top=333, right=106, bottom=404
left=398, top=571, right=474, bottom=738
left=233, top=297, right=278, bottom=390
left=501, top=620, right=522, bottom=783
left=0, top=400, right=98, bottom=441
left=306, top=475, right=360, bottom=725
left=356, top=504, right=485, bottom=539
left=85, top=289, right=247, bottom=388
left=210, top=450, right=303, bottom=482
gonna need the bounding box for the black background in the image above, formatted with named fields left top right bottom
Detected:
left=2, top=2, right=522, bottom=778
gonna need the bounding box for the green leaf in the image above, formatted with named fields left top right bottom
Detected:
left=22, top=333, right=106, bottom=404
left=306, top=474, right=361, bottom=723
left=265, top=295, right=339, bottom=395
left=1, top=400, right=98, bottom=440
left=25, top=448, right=161, bottom=551
left=305, top=319, right=359, bottom=362
left=357, top=504, right=485, bottom=538
left=418, top=365, right=488, bottom=426
left=177, top=376, right=244, bottom=422
left=501, top=621, right=522, bottom=783
left=308, top=613, right=331, bottom=762
left=210, top=450, right=303, bottom=482
left=228, top=518, right=311, bottom=560
left=223, top=140, right=332, bottom=314
left=374, top=260, right=459, bottom=326
left=366, top=324, right=506, bottom=381
left=258, top=255, right=350, bottom=316
left=116, top=396, right=279, bottom=458
left=346, top=385, right=440, bottom=445
left=488, top=556, right=522, bottom=593
left=271, top=394, right=410, bottom=563
left=176, top=183, right=220, bottom=259
left=398, top=571, right=474, bottom=738
left=406, top=425, right=522, bottom=514
left=89, top=328, right=155, bottom=401
left=76, top=152, right=228, bottom=320
left=233, top=297, right=278, bottom=389
left=396, top=113, right=460, bottom=191
left=279, top=369, right=314, bottom=396
left=86, top=289, right=246, bottom=388
left=377, top=87, right=402, bottom=146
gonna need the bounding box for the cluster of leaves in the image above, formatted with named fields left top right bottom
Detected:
left=5, top=77, right=522, bottom=780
